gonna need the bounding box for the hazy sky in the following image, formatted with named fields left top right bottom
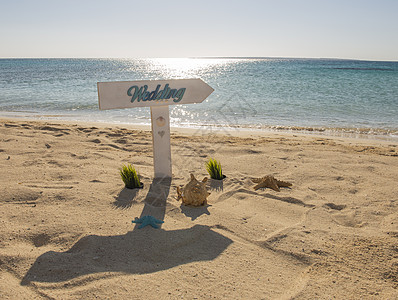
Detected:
left=1, top=0, right=397, bottom=61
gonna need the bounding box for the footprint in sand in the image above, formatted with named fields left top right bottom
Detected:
left=1, top=186, right=42, bottom=204
left=114, top=138, right=128, bottom=144
left=77, top=127, right=97, bottom=133
left=88, top=138, right=101, bottom=144
left=324, top=203, right=346, bottom=211
left=332, top=210, right=365, bottom=228
left=31, top=233, right=51, bottom=247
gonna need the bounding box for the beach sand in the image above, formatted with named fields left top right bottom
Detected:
left=1, top=118, right=397, bottom=299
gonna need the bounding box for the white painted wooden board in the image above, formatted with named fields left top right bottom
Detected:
left=98, top=78, right=214, bottom=110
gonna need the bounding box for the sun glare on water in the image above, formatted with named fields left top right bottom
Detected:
left=144, top=58, right=238, bottom=79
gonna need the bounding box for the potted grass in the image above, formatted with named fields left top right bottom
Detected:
left=205, top=158, right=226, bottom=180
left=120, top=164, right=143, bottom=189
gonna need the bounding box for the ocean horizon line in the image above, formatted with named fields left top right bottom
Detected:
left=0, top=56, right=397, bottom=62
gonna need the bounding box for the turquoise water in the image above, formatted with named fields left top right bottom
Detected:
left=0, top=58, right=397, bottom=138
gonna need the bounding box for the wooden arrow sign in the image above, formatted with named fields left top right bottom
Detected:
left=98, top=78, right=214, bottom=110
left=97, top=78, right=214, bottom=178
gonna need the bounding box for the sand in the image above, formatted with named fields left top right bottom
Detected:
left=0, top=118, right=397, bottom=299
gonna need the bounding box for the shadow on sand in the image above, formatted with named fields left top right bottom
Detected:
left=21, top=225, right=232, bottom=284
left=180, top=204, right=211, bottom=221
left=22, top=177, right=231, bottom=285
left=134, top=177, right=171, bottom=228
left=209, top=178, right=224, bottom=192
left=112, top=187, right=141, bottom=209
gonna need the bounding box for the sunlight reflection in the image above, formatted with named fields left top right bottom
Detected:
left=144, top=58, right=239, bottom=79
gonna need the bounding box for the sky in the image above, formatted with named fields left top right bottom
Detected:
left=0, top=0, right=397, bottom=61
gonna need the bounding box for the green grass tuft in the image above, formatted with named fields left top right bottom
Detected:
left=120, top=164, right=142, bottom=189
left=206, top=158, right=224, bottom=180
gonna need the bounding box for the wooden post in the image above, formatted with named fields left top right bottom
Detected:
left=150, top=106, right=172, bottom=178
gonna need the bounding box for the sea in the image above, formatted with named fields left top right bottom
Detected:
left=0, top=58, right=397, bottom=140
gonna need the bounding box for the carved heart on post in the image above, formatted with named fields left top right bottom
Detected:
left=158, top=130, right=165, bottom=138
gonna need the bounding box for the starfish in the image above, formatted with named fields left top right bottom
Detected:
left=252, top=175, right=292, bottom=192
left=132, top=215, right=164, bottom=229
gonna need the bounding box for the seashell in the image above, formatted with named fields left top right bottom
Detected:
left=156, top=116, right=166, bottom=127
left=177, top=174, right=210, bottom=206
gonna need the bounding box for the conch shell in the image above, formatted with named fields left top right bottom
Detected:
left=177, top=174, right=210, bottom=206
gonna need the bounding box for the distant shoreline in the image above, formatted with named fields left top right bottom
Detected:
left=1, top=115, right=397, bottom=144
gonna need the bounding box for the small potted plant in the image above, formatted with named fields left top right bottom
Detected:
left=120, top=164, right=143, bottom=189
left=205, top=158, right=226, bottom=180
